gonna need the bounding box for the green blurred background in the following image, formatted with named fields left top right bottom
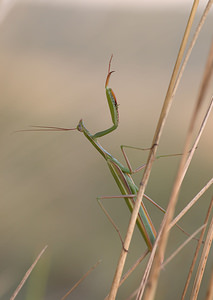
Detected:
left=0, top=2, right=212, bottom=299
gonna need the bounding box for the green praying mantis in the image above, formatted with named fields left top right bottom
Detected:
left=24, top=56, right=187, bottom=251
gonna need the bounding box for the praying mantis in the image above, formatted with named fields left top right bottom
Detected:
left=24, top=56, right=185, bottom=251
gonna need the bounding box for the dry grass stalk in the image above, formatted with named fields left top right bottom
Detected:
left=205, top=265, right=213, bottom=300
left=104, top=249, right=149, bottom=300
left=126, top=224, right=207, bottom=300
left=137, top=97, right=213, bottom=300
left=190, top=214, right=213, bottom=300
left=162, top=225, right=206, bottom=269
left=141, top=70, right=213, bottom=299
left=128, top=95, right=213, bottom=300
left=169, top=178, right=213, bottom=230
left=107, top=1, right=201, bottom=299
left=126, top=288, right=138, bottom=300
left=10, top=245, right=48, bottom=300
left=60, top=260, right=101, bottom=300
left=181, top=197, right=213, bottom=300
left=119, top=250, right=149, bottom=288
left=138, top=2, right=213, bottom=300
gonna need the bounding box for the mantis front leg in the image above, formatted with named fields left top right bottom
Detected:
left=92, top=55, right=119, bottom=139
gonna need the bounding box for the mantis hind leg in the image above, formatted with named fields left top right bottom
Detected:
left=120, top=145, right=151, bottom=174
left=120, top=144, right=183, bottom=174
left=97, top=193, right=156, bottom=249
left=97, top=193, right=199, bottom=243
left=97, top=196, right=130, bottom=252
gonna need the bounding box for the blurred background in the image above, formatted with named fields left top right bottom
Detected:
left=0, top=0, right=212, bottom=299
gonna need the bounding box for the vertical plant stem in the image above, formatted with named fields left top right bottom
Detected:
left=138, top=1, right=213, bottom=297
left=181, top=197, right=213, bottom=300
left=107, top=1, right=200, bottom=299
left=190, top=215, right=213, bottom=300
left=205, top=265, right=213, bottom=300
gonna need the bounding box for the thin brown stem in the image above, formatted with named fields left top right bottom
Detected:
left=60, top=260, right=101, bottom=300
left=181, top=197, right=213, bottom=300
left=139, top=2, right=213, bottom=298
left=169, top=178, right=213, bottom=230
left=10, top=245, right=48, bottom=300
left=205, top=265, right=213, bottom=300
left=162, top=225, right=206, bottom=269
left=190, top=215, right=213, bottom=300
